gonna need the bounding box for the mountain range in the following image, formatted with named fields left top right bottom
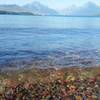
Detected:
left=0, top=1, right=100, bottom=16
left=23, top=1, right=58, bottom=15
left=0, top=2, right=58, bottom=15
left=61, top=2, right=100, bottom=16
left=0, top=4, right=35, bottom=15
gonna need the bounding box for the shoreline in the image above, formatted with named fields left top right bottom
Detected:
left=0, top=66, right=100, bottom=83
left=0, top=66, right=100, bottom=99
left=0, top=67, right=100, bottom=100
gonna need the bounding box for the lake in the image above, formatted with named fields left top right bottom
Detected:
left=0, top=15, right=100, bottom=69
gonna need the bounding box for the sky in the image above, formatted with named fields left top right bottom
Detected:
left=0, top=0, right=100, bottom=10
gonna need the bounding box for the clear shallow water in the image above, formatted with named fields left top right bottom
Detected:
left=0, top=15, right=100, bottom=69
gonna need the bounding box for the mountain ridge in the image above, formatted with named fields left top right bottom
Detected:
left=0, top=4, right=35, bottom=15
left=62, top=2, right=100, bottom=16
left=23, top=1, right=58, bottom=15
left=0, top=1, right=58, bottom=16
left=0, top=1, right=100, bottom=16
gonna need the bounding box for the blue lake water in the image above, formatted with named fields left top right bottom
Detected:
left=0, top=15, right=100, bottom=69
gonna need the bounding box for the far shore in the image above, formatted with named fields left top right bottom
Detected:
left=1, top=13, right=100, bottom=17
